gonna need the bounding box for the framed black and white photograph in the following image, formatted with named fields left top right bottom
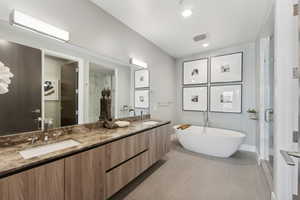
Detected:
left=44, top=80, right=60, bottom=101
left=135, top=89, right=149, bottom=109
left=210, top=52, right=243, bottom=83
left=183, top=86, right=207, bottom=111
left=210, top=84, right=242, bottom=113
left=183, top=58, right=208, bottom=85
left=135, top=69, right=149, bottom=88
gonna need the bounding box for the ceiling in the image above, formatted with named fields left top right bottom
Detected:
left=90, top=0, right=273, bottom=58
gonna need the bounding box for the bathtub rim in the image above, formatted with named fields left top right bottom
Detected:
left=173, top=125, right=246, bottom=138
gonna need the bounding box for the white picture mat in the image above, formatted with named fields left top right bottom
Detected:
left=183, top=59, right=208, bottom=85
left=211, top=53, right=242, bottom=83
left=210, top=85, right=242, bottom=113
left=135, top=90, right=149, bottom=108
left=183, top=87, right=207, bottom=111
left=44, top=79, right=60, bottom=101
left=135, top=69, right=149, bottom=88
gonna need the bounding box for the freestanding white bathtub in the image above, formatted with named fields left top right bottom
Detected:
left=173, top=125, right=246, bottom=158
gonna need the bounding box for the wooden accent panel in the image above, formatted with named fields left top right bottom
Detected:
left=0, top=178, right=8, bottom=200
left=106, top=151, right=149, bottom=198
left=65, top=146, right=105, bottom=200
left=7, top=159, right=64, bottom=200
left=149, top=124, right=171, bottom=166
left=105, top=132, right=149, bottom=170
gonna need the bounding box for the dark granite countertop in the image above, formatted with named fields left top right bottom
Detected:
left=0, top=119, right=170, bottom=178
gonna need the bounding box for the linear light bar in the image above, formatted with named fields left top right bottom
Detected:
left=130, top=58, right=148, bottom=68
left=11, top=10, right=70, bottom=42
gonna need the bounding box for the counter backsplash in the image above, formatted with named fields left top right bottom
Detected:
left=0, top=115, right=150, bottom=147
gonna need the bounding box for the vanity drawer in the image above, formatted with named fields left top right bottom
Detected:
left=105, top=150, right=149, bottom=198
left=105, top=132, right=149, bottom=170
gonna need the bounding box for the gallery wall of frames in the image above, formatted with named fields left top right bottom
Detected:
left=134, top=69, right=150, bottom=109
left=182, top=52, right=243, bottom=113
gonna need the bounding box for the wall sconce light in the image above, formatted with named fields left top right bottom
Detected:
left=130, top=58, right=148, bottom=69
left=11, top=10, right=70, bottom=42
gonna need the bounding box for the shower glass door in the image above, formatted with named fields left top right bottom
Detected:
left=266, top=35, right=274, bottom=171
left=261, top=36, right=275, bottom=173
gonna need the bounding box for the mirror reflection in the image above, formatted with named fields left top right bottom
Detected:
left=44, top=54, right=79, bottom=129
left=0, top=39, right=151, bottom=136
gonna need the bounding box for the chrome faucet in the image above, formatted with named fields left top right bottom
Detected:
left=140, top=111, right=144, bottom=121
left=203, top=111, right=210, bottom=127
left=28, top=136, right=39, bottom=145
left=43, top=119, right=53, bottom=142
left=129, top=108, right=136, bottom=117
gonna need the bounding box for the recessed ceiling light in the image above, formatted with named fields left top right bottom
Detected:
left=202, top=43, right=209, bottom=47
left=182, top=9, right=192, bottom=18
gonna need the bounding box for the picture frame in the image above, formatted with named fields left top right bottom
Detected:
left=210, top=52, right=243, bottom=83
left=135, top=69, right=149, bottom=88
left=183, top=58, right=208, bottom=85
left=135, top=89, right=150, bottom=109
left=183, top=86, right=208, bottom=112
left=44, top=79, right=60, bottom=101
left=209, top=84, right=242, bottom=113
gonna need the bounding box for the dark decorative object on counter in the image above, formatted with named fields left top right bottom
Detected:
left=103, top=120, right=119, bottom=129
left=100, top=88, right=112, bottom=121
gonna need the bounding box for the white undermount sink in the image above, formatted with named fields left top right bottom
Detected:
left=143, top=121, right=159, bottom=125
left=19, top=139, right=80, bottom=159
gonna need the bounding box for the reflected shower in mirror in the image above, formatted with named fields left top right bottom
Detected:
left=88, top=63, right=115, bottom=122
left=87, top=62, right=146, bottom=124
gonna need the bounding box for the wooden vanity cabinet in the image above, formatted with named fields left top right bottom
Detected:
left=4, top=159, right=64, bottom=200
left=65, top=146, right=105, bottom=200
left=0, top=123, right=171, bottom=200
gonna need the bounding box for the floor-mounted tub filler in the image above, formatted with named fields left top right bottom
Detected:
left=173, top=125, right=246, bottom=158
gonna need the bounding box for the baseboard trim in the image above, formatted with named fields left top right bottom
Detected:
left=239, top=144, right=257, bottom=153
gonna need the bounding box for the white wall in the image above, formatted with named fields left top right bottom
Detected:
left=175, top=42, right=257, bottom=147
left=117, top=66, right=133, bottom=118
left=0, top=0, right=176, bottom=122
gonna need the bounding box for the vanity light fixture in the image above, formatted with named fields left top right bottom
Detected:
left=11, top=10, right=70, bottom=42
left=202, top=43, right=210, bottom=48
left=182, top=9, right=192, bottom=18
left=130, top=58, right=148, bottom=69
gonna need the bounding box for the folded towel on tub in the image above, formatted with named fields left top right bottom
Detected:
left=177, top=124, right=191, bottom=130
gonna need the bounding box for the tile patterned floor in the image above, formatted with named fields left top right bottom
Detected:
left=110, top=141, right=271, bottom=200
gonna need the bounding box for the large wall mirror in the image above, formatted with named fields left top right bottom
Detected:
left=0, top=39, right=150, bottom=136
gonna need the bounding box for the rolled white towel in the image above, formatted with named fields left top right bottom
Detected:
left=115, top=121, right=130, bottom=128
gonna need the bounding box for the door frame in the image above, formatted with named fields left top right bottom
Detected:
left=42, top=49, right=85, bottom=127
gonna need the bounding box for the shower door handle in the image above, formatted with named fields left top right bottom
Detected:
left=280, top=150, right=300, bottom=166
left=265, top=108, right=274, bottom=122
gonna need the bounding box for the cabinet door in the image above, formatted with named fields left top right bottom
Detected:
left=149, top=125, right=171, bottom=166
left=65, top=146, right=105, bottom=200
left=7, top=159, right=64, bottom=200
left=160, top=124, right=171, bottom=154
left=0, top=178, right=8, bottom=200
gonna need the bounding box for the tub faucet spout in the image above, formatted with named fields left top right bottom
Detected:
left=203, top=111, right=209, bottom=127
